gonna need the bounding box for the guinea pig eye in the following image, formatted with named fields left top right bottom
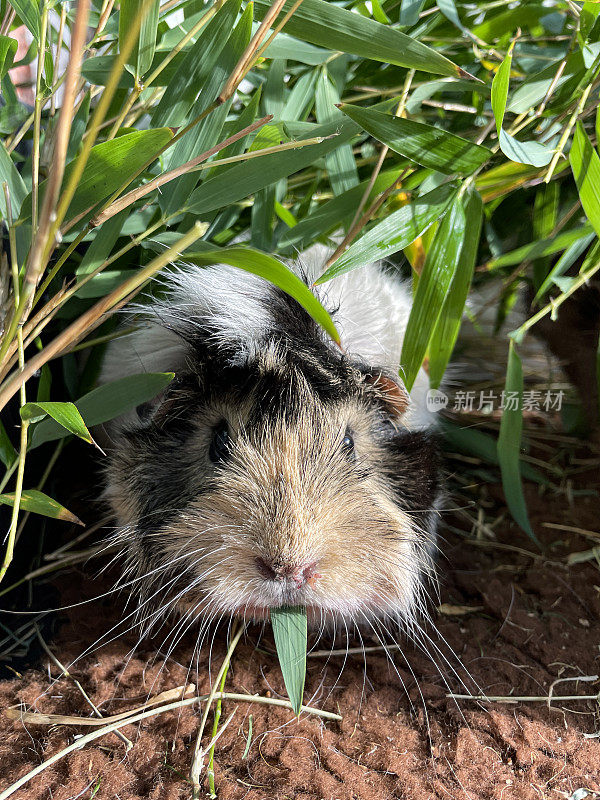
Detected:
left=209, top=422, right=230, bottom=463
left=341, top=430, right=355, bottom=460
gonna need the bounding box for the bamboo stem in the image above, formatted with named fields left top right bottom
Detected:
left=0, top=224, right=207, bottom=413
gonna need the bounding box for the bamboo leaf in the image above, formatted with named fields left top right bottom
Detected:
left=259, top=29, right=333, bottom=65
left=507, top=53, right=583, bottom=114
left=66, top=92, right=91, bottom=163
left=532, top=181, right=559, bottom=291
left=82, top=53, right=181, bottom=88
left=498, top=129, right=553, bottom=168
left=177, top=245, right=340, bottom=344
left=20, top=401, right=94, bottom=445
left=120, top=0, right=160, bottom=79
left=570, top=121, right=600, bottom=238
left=76, top=209, right=129, bottom=275
left=253, top=0, right=462, bottom=77
left=0, top=36, right=17, bottom=81
left=400, top=0, right=425, bottom=27
left=30, top=373, right=175, bottom=448
left=497, top=342, right=541, bottom=546
left=0, top=490, right=83, bottom=525
left=0, top=421, right=17, bottom=468
left=160, top=3, right=253, bottom=215
left=534, top=233, right=596, bottom=302
left=440, top=419, right=547, bottom=484
left=339, top=104, right=490, bottom=176
left=491, top=41, right=513, bottom=135
left=0, top=140, right=27, bottom=220
left=428, top=188, right=483, bottom=388
left=486, top=224, right=594, bottom=269
left=315, top=71, right=358, bottom=194
left=279, top=169, right=398, bottom=250
left=270, top=605, right=307, bottom=716
left=281, top=69, right=318, bottom=121
left=9, top=0, right=40, bottom=42
left=185, top=118, right=360, bottom=216
left=151, top=0, right=242, bottom=128
left=316, top=184, right=456, bottom=283
left=18, top=128, right=173, bottom=226
left=400, top=194, right=466, bottom=391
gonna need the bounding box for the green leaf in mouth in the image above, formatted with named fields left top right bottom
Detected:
left=270, top=605, right=308, bottom=716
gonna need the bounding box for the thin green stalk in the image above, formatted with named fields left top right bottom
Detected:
left=47, top=0, right=154, bottom=248
left=0, top=0, right=92, bottom=372
left=0, top=185, right=28, bottom=585
left=31, top=228, right=90, bottom=309
left=82, top=99, right=221, bottom=233
left=207, top=658, right=231, bottom=797
left=33, top=214, right=171, bottom=318
left=107, top=0, right=223, bottom=139
left=190, top=621, right=244, bottom=798
left=513, top=259, right=600, bottom=343
left=50, top=4, right=68, bottom=118
left=31, top=4, right=49, bottom=238
left=544, top=80, right=595, bottom=183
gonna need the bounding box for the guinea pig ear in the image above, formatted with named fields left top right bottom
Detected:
left=364, top=370, right=410, bottom=419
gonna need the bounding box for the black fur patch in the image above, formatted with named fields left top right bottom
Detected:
left=382, top=430, right=441, bottom=518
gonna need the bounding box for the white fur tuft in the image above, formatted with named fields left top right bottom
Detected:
left=101, top=249, right=436, bottom=430
left=301, top=244, right=435, bottom=430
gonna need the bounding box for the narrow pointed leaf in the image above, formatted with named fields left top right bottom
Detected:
left=21, top=401, right=94, bottom=445
left=185, top=118, right=360, bottom=216
left=315, top=71, right=358, bottom=194
left=0, top=36, right=17, bottom=81
left=534, top=233, right=596, bottom=301
left=497, top=342, right=541, bottom=546
left=0, top=490, right=83, bottom=525
left=316, top=184, right=456, bottom=283
left=339, top=104, right=490, bottom=176
left=491, top=41, right=513, bottom=135
left=151, top=0, right=242, bottom=128
left=279, top=169, right=397, bottom=250
left=178, top=246, right=340, bottom=344
left=9, top=0, right=40, bottom=42
left=400, top=0, right=425, bottom=27
left=120, top=0, right=160, bottom=78
left=160, top=3, right=253, bottom=215
left=30, top=373, right=175, bottom=448
left=440, top=420, right=547, bottom=484
left=253, top=0, right=462, bottom=77
left=428, top=189, right=483, bottom=388
left=486, top=224, right=594, bottom=269
left=400, top=195, right=466, bottom=391
left=570, top=121, right=600, bottom=238
left=19, top=128, right=173, bottom=225
left=271, top=605, right=307, bottom=716
left=0, top=421, right=17, bottom=468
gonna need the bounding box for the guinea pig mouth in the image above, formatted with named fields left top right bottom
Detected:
left=231, top=603, right=322, bottom=623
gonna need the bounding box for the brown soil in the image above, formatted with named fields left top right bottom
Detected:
left=1, top=470, right=600, bottom=800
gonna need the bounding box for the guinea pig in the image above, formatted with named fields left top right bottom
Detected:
left=99, top=244, right=442, bottom=633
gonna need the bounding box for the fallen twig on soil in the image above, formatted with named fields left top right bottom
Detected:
left=2, top=688, right=341, bottom=800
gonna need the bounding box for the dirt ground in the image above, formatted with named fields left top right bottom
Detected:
left=1, top=439, right=599, bottom=800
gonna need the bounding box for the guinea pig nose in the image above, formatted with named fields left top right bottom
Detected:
left=255, top=557, right=320, bottom=588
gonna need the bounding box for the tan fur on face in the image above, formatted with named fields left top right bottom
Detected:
left=115, top=383, right=426, bottom=626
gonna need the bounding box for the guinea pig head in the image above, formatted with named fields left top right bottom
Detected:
left=102, top=266, right=442, bottom=630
